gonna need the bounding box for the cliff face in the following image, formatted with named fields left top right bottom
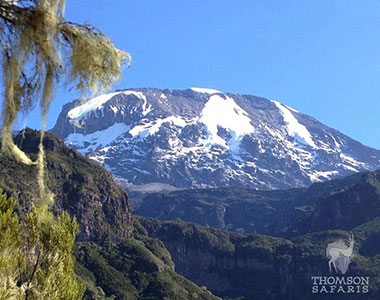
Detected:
left=0, top=129, right=132, bottom=244
left=139, top=217, right=380, bottom=300
left=140, top=217, right=294, bottom=299
left=133, top=187, right=310, bottom=235
left=75, top=233, right=219, bottom=300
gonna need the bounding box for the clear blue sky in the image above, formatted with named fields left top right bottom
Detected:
left=8, top=0, right=380, bottom=149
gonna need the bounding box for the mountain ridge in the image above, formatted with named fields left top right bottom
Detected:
left=51, top=87, right=380, bottom=191
left=132, top=169, right=380, bottom=237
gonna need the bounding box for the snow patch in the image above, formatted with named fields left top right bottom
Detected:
left=65, top=123, right=130, bottom=154
left=190, top=87, right=222, bottom=94
left=67, top=90, right=152, bottom=121
left=284, top=104, right=299, bottom=113
left=341, top=164, right=359, bottom=172
left=331, top=135, right=341, bottom=148
left=309, top=170, right=339, bottom=182
left=110, top=105, right=119, bottom=114
left=124, top=91, right=152, bottom=116
left=199, top=95, right=255, bottom=151
left=340, top=153, right=362, bottom=167
left=272, top=100, right=316, bottom=148
left=68, top=92, right=122, bottom=120
left=129, top=116, right=189, bottom=139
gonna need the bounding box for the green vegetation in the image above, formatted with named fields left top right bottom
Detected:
left=0, top=129, right=133, bottom=244
left=2, top=129, right=380, bottom=299
left=140, top=217, right=236, bottom=253
left=0, top=1, right=131, bottom=296
left=0, top=189, right=84, bottom=299
left=139, top=217, right=380, bottom=299
left=75, top=237, right=218, bottom=300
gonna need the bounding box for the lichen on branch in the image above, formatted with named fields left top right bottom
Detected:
left=0, top=0, right=130, bottom=206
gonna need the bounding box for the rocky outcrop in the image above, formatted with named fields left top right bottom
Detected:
left=285, top=171, right=380, bottom=236
left=0, top=128, right=132, bottom=244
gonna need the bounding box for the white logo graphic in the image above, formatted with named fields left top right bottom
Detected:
left=326, top=234, right=355, bottom=275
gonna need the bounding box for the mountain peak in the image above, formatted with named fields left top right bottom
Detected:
left=51, top=87, right=380, bottom=191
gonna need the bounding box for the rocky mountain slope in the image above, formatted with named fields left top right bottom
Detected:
left=285, top=170, right=380, bottom=236
left=76, top=227, right=218, bottom=300
left=133, top=170, right=380, bottom=237
left=133, top=187, right=308, bottom=234
left=51, top=88, right=380, bottom=191
left=0, top=128, right=132, bottom=244
left=0, top=130, right=219, bottom=300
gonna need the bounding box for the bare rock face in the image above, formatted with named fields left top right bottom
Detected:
left=51, top=87, right=380, bottom=192
left=139, top=217, right=294, bottom=298
left=0, top=129, right=133, bottom=244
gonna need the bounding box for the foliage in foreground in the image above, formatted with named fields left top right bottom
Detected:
left=0, top=189, right=84, bottom=299
left=0, top=0, right=130, bottom=206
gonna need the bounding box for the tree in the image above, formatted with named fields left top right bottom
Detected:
left=0, top=189, right=84, bottom=299
left=0, top=0, right=130, bottom=204
left=0, top=1, right=130, bottom=298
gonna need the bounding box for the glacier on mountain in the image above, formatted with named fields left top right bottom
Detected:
left=199, top=94, right=255, bottom=152
left=52, top=87, right=380, bottom=191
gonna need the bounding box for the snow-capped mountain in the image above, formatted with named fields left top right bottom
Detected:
left=51, top=87, right=380, bottom=191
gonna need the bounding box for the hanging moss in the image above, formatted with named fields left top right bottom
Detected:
left=60, top=23, right=131, bottom=95
left=0, top=0, right=130, bottom=206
